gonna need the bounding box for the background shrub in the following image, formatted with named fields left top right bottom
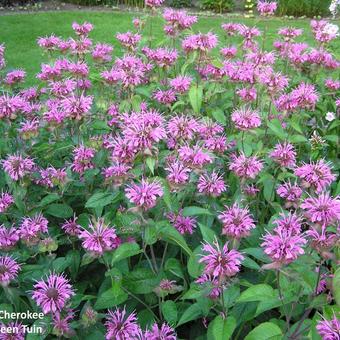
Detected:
left=277, top=0, right=332, bottom=17
left=170, top=0, right=192, bottom=9
left=201, top=0, right=234, bottom=13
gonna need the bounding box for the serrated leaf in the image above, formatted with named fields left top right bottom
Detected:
left=244, top=322, right=282, bottom=340
left=85, top=191, right=120, bottom=209
left=45, top=203, right=73, bottom=218
left=188, top=84, right=203, bottom=114
left=207, top=315, right=236, bottom=340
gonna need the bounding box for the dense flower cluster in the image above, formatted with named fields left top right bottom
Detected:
left=0, top=7, right=338, bottom=340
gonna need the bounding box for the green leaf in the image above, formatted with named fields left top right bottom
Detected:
left=212, top=109, right=226, bottom=126
left=244, top=322, right=283, bottom=340
left=333, top=267, right=340, bottom=307
left=188, top=84, right=203, bottom=113
left=267, top=119, right=287, bottom=140
left=182, top=206, right=212, bottom=217
left=237, top=284, right=276, bottom=303
left=198, top=223, right=217, bottom=244
left=85, top=191, right=119, bottom=209
left=161, top=300, right=178, bottom=324
left=207, top=315, right=237, bottom=340
left=177, top=303, right=202, bottom=326
left=111, top=242, right=141, bottom=266
left=187, top=246, right=204, bottom=278
left=263, top=177, right=275, bottom=202
left=45, top=203, right=73, bottom=218
left=146, top=157, right=156, bottom=175
left=242, top=256, right=260, bottom=270
left=94, top=287, right=128, bottom=310
left=39, top=193, right=60, bottom=207
left=156, top=221, right=192, bottom=256
left=289, top=134, right=308, bottom=143
left=123, top=268, right=159, bottom=294
left=165, top=258, right=184, bottom=279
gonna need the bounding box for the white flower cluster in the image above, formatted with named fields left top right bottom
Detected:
left=330, top=0, right=340, bottom=16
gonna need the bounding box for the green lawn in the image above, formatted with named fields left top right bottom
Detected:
left=0, top=11, right=329, bottom=86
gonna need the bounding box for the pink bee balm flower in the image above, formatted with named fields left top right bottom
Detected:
left=257, top=1, right=277, bottom=16
left=236, top=87, right=257, bottom=103
left=218, top=203, right=256, bottom=239
left=61, top=216, right=81, bottom=237
left=2, top=154, right=35, bottom=181
left=0, top=321, right=25, bottom=339
left=301, top=193, right=340, bottom=226
left=0, top=192, right=14, bottom=213
left=178, top=145, right=213, bottom=169
left=278, top=27, right=303, bottom=40
left=290, top=82, right=319, bottom=110
left=71, top=145, right=96, bottom=175
left=145, top=0, right=164, bottom=7
left=0, top=225, right=19, bottom=251
left=261, top=228, right=307, bottom=266
left=103, top=163, right=131, bottom=186
left=221, top=23, right=240, bottom=36
left=325, top=79, right=340, bottom=91
left=197, top=172, right=227, bottom=197
left=196, top=274, right=222, bottom=299
left=145, top=323, right=177, bottom=340
left=4, top=69, right=26, bottom=86
left=92, top=43, right=113, bottom=63
left=32, top=273, right=75, bottom=314
left=199, top=239, right=244, bottom=279
left=19, top=213, right=49, bottom=245
left=80, top=218, right=119, bottom=256
left=143, top=47, right=178, bottom=68
left=52, top=310, right=74, bottom=337
left=182, top=33, right=218, bottom=53
left=316, top=316, right=340, bottom=340
left=61, top=94, right=93, bottom=120
left=306, top=226, right=337, bottom=256
left=231, top=107, right=261, bottom=130
left=220, top=46, right=237, bottom=58
left=272, top=212, right=302, bottom=234
left=294, top=160, right=336, bottom=193
left=165, top=161, right=191, bottom=187
left=105, top=308, right=141, bottom=340
left=167, top=115, right=200, bottom=141
left=229, top=153, right=263, bottom=179
left=163, top=9, right=197, bottom=32
left=116, top=32, right=141, bottom=50
left=0, top=256, right=20, bottom=286
left=125, top=179, right=163, bottom=211
left=168, top=211, right=197, bottom=235
left=276, top=182, right=302, bottom=208
left=170, top=75, right=192, bottom=93
left=270, top=142, right=296, bottom=168
left=153, top=89, right=176, bottom=105
left=72, top=22, right=93, bottom=36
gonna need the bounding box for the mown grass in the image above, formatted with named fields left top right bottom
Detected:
left=0, top=11, right=336, bottom=85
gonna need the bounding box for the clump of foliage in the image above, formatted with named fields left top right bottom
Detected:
left=0, top=2, right=339, bottom=339
left=200, top=0, right=234, bottom=13
left=277, top=0, right=332, bottom=18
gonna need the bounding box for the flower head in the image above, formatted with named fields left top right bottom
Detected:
left=219, top=204, right=255, bottom=239
left=229, top=153, right=263, bottom=179
left=316, top=316, right=340, bottom=340
left=199, top=239, right=244, bottom=279
left=32, top=273, right=75, bottom=314
left=105, top=308, right=141, bottom=340
left=168, top=211, right=197, bottom=235
left=231, top=107, right=261, bottom=130
left=0, top=192, right=14, bottom=213
left=0, top=256, right=20, bottom=286
left=261, top=229, right=307, bottom=266
left=301, top=193, right=340, bottom=226
left=270, top=142, right=296, bottom=168
left=80, top=218, right=119, bottom=256
left=145, top=323, right=177, bottom=340
left=2, top=154, right=35, bottom=181
left=0, top=225, right=19, bottom=251
left=294, top=160, right=335, bottom=193
left=197, top=172, right=227, bottom=197
left=125, top=179, right=163, bottom=211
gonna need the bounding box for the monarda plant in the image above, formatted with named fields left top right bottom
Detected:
left=0, top=1, right=339, bottom=339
